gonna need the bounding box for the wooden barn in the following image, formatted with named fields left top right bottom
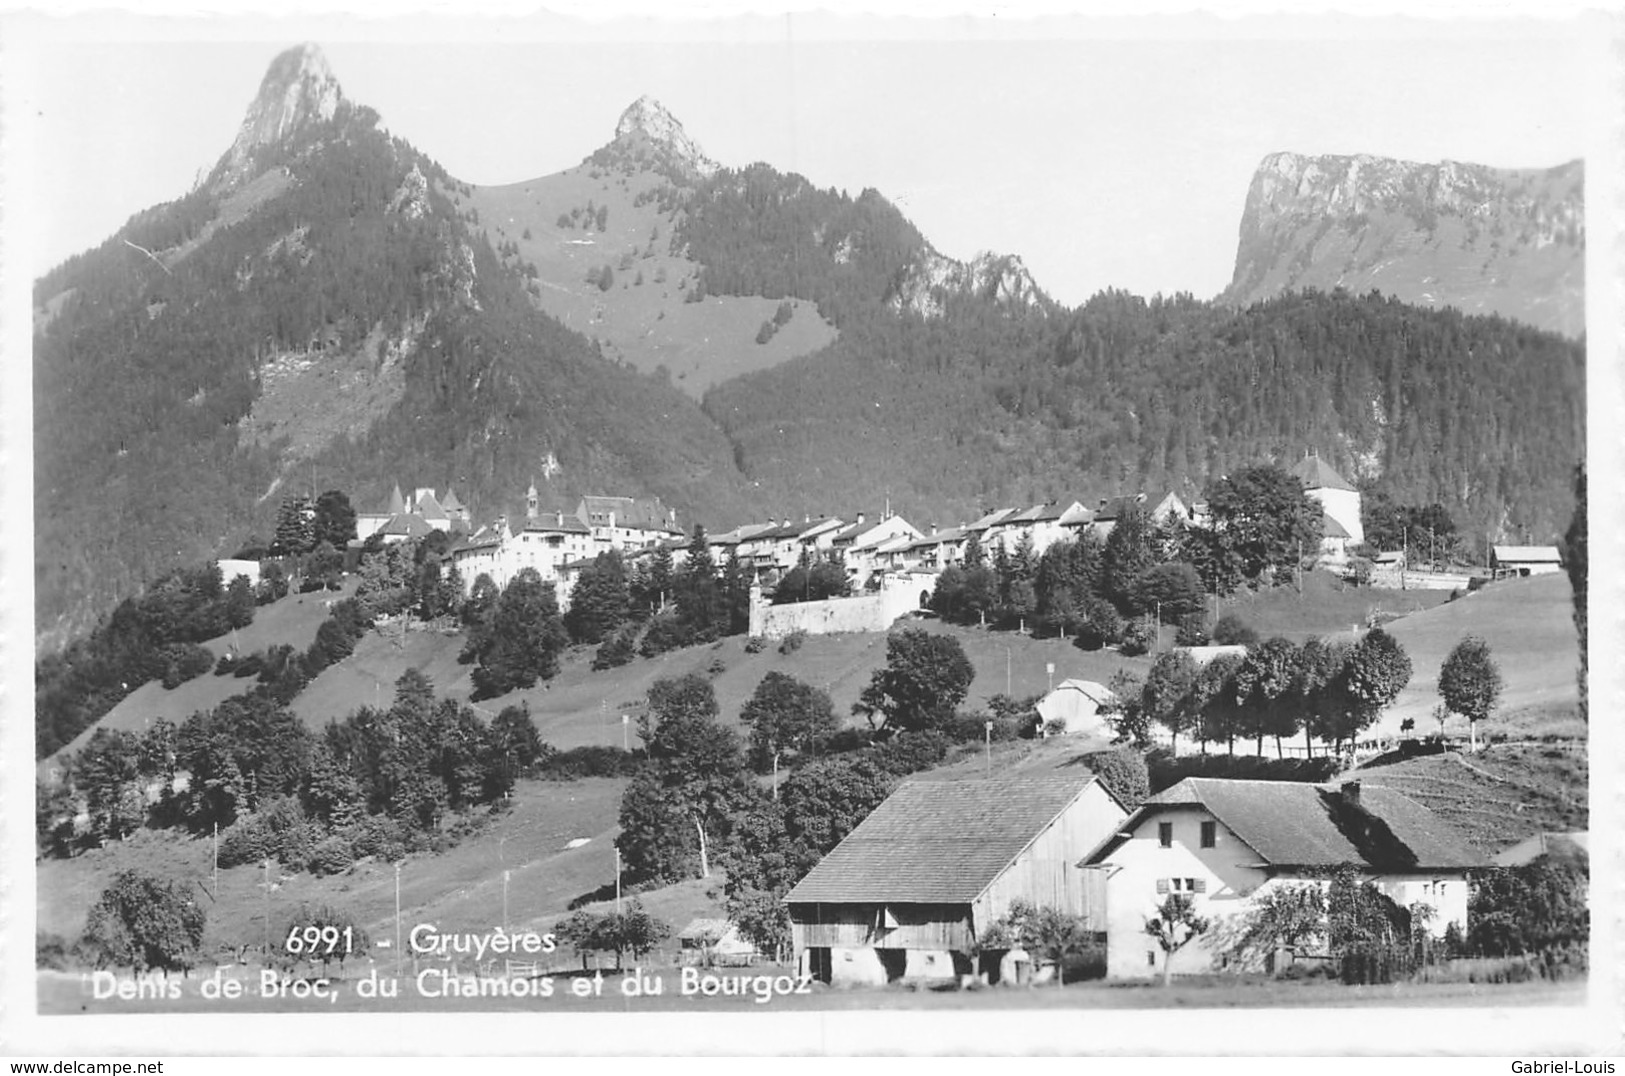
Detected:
left=783, top=771, right=1127, bottom=986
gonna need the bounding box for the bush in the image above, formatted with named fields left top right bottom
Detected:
left=1174, top=614, right=1210, bottom=647
left=777, top=630, right=807, bottom=655
left=232, top=653, right=264, bottom=678
left=744, top=635, right=767, bottom=654
left=214, top=652, right=237, bottom=676
left=36, top=931, right=72, bottom=970
left=539, top=745, right=641, bottom=780
left=871, top=730, right=951, bottom=775
left=1148, top=753, right=1340, bottom=794
left=593, top=627, right=638, bottom=671
left=217, top=798, right=319, bottom=868
left=1081, top=747, right=1150, bottom=807
left=1119, top=621, right=1151, bottom=657
left=639, top=613, right=692, bottom=658
left=1212, top=614, right=1259, bottom=646
left=160, top=643, right=215, bottom=689
left=304, top=835, right=355, bottom=876
left=339, top=815, right=407, bottom=863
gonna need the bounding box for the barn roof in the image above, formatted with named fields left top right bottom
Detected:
left=1493, top=545, right=1562, bottom=563
left=784, top=772, right=1109, bottom=905
left=1085, top=778, right=1487, bottom=871
left=1045, top=679, right=1115, bottom=706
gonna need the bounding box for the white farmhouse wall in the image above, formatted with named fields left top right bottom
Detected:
left=1099, top=806, right=1269, bottom=980
left=217, top=559, right=262, bottom=589
left=1309, top=487, right=1364, bottom=547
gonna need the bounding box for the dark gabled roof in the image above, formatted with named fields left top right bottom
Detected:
left=784, top=772, right=1108, bottom=905
left=523, top=513, right=590, bottom=534
left=1085, top=778, right=1487, bottom=871
left=378, top=512, right=433, bottom=538
left=415, top=491, right=449, bottom=521
left=1093, top=495, right=1147, bottom=522
left=1291, top=454, right=1356, bottom=492
left=1033, top=501, right=1077, bottom=523
left=578, top=495, right=680, bottom=532
left=1006, top=504, right=1048, bottom=525
left=966, top=508, right=1018, bottom=532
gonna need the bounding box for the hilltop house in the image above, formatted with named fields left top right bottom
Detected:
left=1090, top=491, right=1190, bottom=540
left=575, top=494, right=683, bottom=550
left=785, top=772, right=1126, bottom=986
left=1082, top=777, right=1487, bottom=980
left=1291, top=452, right=1364, bottom=559
left=356, top=483, right=470, bottom=543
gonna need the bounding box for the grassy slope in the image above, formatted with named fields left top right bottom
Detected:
left=44, top=583, right=358, bottom=768
left=466, top=163, right=835, bottom=398
left=1218, top=569, right=1450, bottom=643
left=1354, top=743, right=1589, bottom=854
left=1377, top=573, right=1579, bottom=739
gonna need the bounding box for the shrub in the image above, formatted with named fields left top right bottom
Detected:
left=777, top=630, right=807, bottom=655
left=1211, top=614, right=1258, bottom=646
left=540, top=745, right=641, bottom=780
left=743, top=635, right=767, bottom=654
left=214, top=653, right=237, bottom=676
left=304, top=835, right=355, bottom=876
left=1174, top=615, right=1210, bottom=647
left=232, top=653, right=264, bottom=678
left=160, top=643, right=215, bottom=689
left=593, top=627, right=638, bottom=671
left=1119, top=621, right=1151, bottom=657
left=639, top=613, right=692, bottom=658
left=340, top=815, right=407, bottom=863
left=217, top=797, right=319, bottom=868
left=1081, top=747, right=1150, bottom=807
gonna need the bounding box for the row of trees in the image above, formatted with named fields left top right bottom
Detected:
left=41, top=668, right=548, bottom=867
left=1109, top=628, right=1415, bottom=757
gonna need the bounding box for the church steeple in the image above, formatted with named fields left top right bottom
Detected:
left=526, top=478, right=539, bottom=520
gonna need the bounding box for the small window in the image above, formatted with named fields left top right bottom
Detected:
left=1156, top=878, right=1170, bottom=895
left=1200, top=821, right=1216, bottom=848
left=1158, top=822, right=1173, bottom=848
left=1147, top=951, right=1157, bottom=968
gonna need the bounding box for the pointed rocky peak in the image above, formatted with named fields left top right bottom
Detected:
left=592, top=95, right=717, bottom=179
left=217, top=43, right=346, bottom=187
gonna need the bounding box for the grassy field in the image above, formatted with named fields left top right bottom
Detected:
left=1216, top=570, right=1450, bottom=643
left=466, top=161, right=836, bottom=398
left=1354, top=741, right=1589, bottom=854
left=1376, top=573, right=1580, bottom=740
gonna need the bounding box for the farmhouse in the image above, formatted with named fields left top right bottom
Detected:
left=1291, top=451, right=1365, bottom=551
left=1491, top=545, right=1563, bottom=577
left=1082, top=777, right=1486, bottom=980
left=784, top=772, right=1126, bottom=986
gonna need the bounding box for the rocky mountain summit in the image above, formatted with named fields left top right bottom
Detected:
left=590, top=94, right=718, bottom=180
left=215, top=43, right=345, bottom=190
left=1221, top=151, right=1584, bottom=337
left=889, top=250, right=1050, bottom=318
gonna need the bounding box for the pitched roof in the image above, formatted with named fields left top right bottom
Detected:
left=1291, top=454, right=1356, bottom=492
left=1492, top=832, right=1589, bottom=867
left=578, top=495, right=680, bottom=532
left=1045, top=679, right=1115, bottom=707
left=1493, top=545, right=1562, bottom=563
left=1322, top=513, right=1352, bottom=540
left=967, top=508, right=1018, bottom=532
left=784, top=772, right=1107, bottom=905
left=415, top=490, right=449, bottom=521
left=440, top=488, right=464, bottom=511
left=388, top=483, right=406, bottom=515
left=1086, top=777, right=1487, bottom=871
left=524, top=512, right=591, bottom=534
left=378, top=512, right=432, bottom=539
left=1093, top=495, right=1147, bottom=521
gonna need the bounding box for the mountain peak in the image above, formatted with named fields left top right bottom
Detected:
left=600, top=95, right=717, bottom=178
left=217, top=43, right=346, bottom=188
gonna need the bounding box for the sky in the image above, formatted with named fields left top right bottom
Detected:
left=3, top=9, right=1607, bottom=306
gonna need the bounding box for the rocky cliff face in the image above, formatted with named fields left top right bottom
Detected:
left=216, top=43, right=345, bottom=189
left=591, top=94, right=718, bottom=180
left=889, top=249, right=1050, bottom=318
left=1221, top=152, right=1584, bottom=337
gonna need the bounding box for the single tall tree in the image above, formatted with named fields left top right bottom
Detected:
left=1205, top=465, right=1321, bottom=583
left=739, top=672, right=838, bottom=777
left=853, top=629, right=975, bottom=735
left=1439, top=635, right=1503, bottom=752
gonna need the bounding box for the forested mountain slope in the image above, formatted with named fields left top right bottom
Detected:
left=34, top=47, right=751, bottom=647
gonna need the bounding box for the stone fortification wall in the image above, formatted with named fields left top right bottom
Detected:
left=749, top=577, right=931, bottom=639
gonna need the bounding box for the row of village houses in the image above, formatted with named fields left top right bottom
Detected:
left=346, top=453, right=1562, bottom=617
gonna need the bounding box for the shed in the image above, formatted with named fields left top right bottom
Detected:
left=1035, top=679, right=1117, bottom=736
left=677, top=918, right=762, bottom=966
left=1491, top=545, right=1563, bottom=576
left=784, top=772, right=1126, bottom=985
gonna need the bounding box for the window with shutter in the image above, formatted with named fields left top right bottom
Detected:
left=1156, top=879, right=1170, bottom=895
left=1158, top=822, right=1173, bottom=848
left=1193, top=878, right=1207, bottom=894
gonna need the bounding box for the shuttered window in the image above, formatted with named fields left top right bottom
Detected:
left=1156, top=879, right=1170, bottom=895
left=1158, top=822, right=1173, bottom=848
left=1200, top=821, right=1216, bottom=848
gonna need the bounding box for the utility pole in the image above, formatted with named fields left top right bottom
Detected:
left=615, top=849, right=623, bottom=915
left=984, top=720, right=993, bottom=778
left=1155, top=600, right=1162, bottom=651
left=1005, top=646, right=1011, bottom=697
left=503, top=870, right=511, bottom=933
left=213, top=823, right=219, bottom=899
left=261, top=859, right=271, bottom=958
left=621, top=714, right=629, bottom=752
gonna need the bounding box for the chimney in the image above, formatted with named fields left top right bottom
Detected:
left=930, top=523, right=938, bottom=537
left=857, top=512, right=866, bottom=526
left=1341, top=779, right=1361, bottom=807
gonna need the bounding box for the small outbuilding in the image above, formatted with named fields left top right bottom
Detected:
left=677, top=918, right=762, bottom=967
left=785, top=771, right=1127, bottom=986
left=1491, top=545, right=1563, bottom=577
left=1035, top=679, right=1117, bottom=737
